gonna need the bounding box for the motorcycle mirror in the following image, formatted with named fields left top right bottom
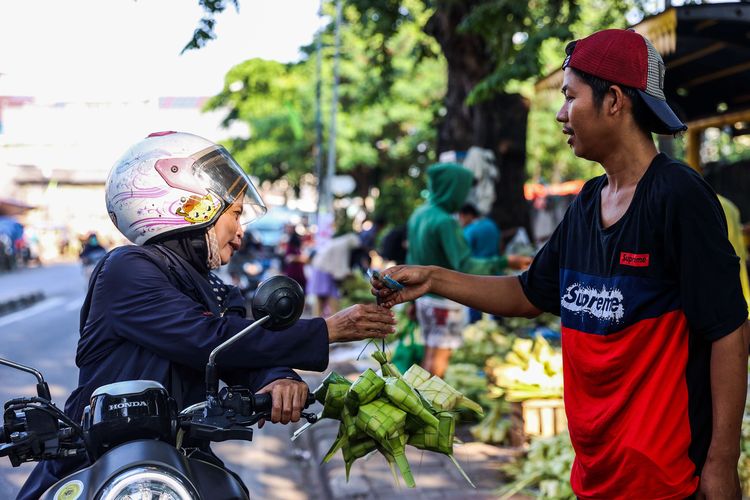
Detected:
left=251, top=275, right=305, bottom=331
left=204, top=275, right=305, bottom=405
left=0, top=357, right=52, bottom=401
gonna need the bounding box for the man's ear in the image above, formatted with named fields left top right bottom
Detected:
left=606, top=84, right=626, bottom=117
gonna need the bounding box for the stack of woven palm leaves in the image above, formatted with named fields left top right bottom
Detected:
left=294, top=350, right=484, bottom=487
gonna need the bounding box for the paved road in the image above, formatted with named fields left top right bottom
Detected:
left=0, top=263, right=86, bottom=498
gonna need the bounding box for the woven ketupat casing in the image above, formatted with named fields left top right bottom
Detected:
left=314, top=371, right=351, bottom=404
left=356, top=399, right=407, bottom=442
left=403, top=364, right=431, bottom=387
left=322, top=383, right=350, bottom=420
left=357, top=399, right=415, bottom=486
left=417, top=375, right=461, bottom=411
left=407, top=411, right=455, bottom=454
left=383, top=376, right=439, bottom=428
left=342, top=436, right=378, bottom=479
left=345, top=368, right=385, bottom=415
left=341, top=406, right=361, bottom=440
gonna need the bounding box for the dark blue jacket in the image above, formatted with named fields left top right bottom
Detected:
left=17, top=244, right=329, bottom=499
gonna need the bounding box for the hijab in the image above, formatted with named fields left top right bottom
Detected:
left=148, top=226, right=222, bottom=275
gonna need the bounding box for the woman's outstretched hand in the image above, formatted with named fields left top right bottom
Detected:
left=370, top=265, right=433, bottom=308
left=325, top=303, right=396, bottom=343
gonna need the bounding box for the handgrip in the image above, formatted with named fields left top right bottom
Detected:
left=253, top=393, right=272, bottom=412
left=252, top=392, right=317, bottom=412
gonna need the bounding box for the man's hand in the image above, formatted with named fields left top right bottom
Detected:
left=325, top=303, right=396, bottom=343
left=255, top=378, right=309, bottom=426
left=697, top=455, right=741, bottom=499
left=370, top=265, right=434, bottom=308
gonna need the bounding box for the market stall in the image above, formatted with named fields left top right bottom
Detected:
left=536, top=2, right=750, bottom=173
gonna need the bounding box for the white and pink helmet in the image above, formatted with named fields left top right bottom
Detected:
left=105, top=131, right=267, bottom=245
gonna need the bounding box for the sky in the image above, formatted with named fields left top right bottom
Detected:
left=0, top=0, right=322, bottom=100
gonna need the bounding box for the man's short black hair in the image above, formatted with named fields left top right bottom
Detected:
left=569, top=67, right=659, bottom=137
left=459, top=203, right=480, bottom=218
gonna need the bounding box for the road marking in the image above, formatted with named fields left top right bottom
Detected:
left=0, top=297, right=66, bottom=327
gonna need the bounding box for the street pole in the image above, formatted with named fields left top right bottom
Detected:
left=324, top=0, right=342, bottom=215
left=314, top=0, right=324, bottom=217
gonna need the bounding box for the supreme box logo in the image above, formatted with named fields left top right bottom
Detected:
left=620, top=252, right=649, bottom=267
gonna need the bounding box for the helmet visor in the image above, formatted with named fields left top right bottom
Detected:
left=192, top=146, right=266, bottom=225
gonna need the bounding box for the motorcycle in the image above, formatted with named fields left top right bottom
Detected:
left=80, top=247, right=108, bottom=283
left=0, top=276, right=316, bottom=499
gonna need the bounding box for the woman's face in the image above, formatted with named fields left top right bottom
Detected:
left=214, top=199, right=244, bottom=265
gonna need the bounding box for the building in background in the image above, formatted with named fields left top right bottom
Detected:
left=0, top=95, right=316, bottom=262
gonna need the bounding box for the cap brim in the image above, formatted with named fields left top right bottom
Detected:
left=637, top=90, right=687, bottom=135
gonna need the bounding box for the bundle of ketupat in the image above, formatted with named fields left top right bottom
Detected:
left=294, top=351, right=483, bottom=488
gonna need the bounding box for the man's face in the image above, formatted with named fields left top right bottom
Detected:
left=214, top=198, right=244, bottom=265
left=458, top=213, right=472, bottom=227
left=556, top=68, right=609, bottom=162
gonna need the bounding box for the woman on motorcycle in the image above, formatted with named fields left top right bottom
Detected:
left=17, top=131, right=396, bottom=499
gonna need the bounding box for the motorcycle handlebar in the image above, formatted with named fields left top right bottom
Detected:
left=180, top=391, right=317, bottom=419
left=251, top=393, right=317, bottom=413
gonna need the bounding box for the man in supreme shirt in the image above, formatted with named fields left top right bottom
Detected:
left=373, top=29, right=749, bottom=499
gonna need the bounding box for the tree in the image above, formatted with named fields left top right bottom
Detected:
left=331, top=0, right=582, bottom=235
left=205, top=58, right=315, bottom=186
left=187, top=0, right=643, bottom=236
left=201, top=1, right=446, bottom=222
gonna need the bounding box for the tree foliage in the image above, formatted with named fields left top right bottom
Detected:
left=205, top=58, right=316, bottom=185
left=189, top=0, right=648, bottom=222
left=182, top=0, right=240, bottom=53
left=202, top=0, right=445, bottom=220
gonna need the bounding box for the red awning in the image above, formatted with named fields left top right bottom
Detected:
left=524, top=180, right=585, bottom=201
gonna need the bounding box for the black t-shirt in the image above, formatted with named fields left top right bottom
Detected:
left=519, top=153, right=747, bottom=498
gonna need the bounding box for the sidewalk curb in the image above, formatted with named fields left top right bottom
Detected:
left=0, top=292, right=46, bottom=317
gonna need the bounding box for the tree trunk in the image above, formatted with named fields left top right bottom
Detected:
left=426, top=3, right=531, bottom=237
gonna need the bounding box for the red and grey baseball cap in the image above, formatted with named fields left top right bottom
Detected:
left=562, top=29, right=687, bottom=135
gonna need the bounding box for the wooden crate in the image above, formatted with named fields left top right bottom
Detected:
left=521, top=398, right=567, bottom=438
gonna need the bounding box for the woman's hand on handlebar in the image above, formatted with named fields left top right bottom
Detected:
left=325, top=303, right=396, bottom=343
left=255, top=378, right=309, bottom=426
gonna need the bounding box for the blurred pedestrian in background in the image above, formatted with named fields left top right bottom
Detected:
left=79, top=232, right=107, bottom=282
left=458, top=202, right=501, bottom=258
left=308, top=232, right=361, bottom=316
left=358, top=215, right=386, bottom=253
left=458, top=202, right=529, bottom=323
left=281, top=223, right=307, bottom=293
left=378, top=224, right=408, bottom=266
left=407, top=162, right=531, bottom=377
left=226, top=230, right=260, bottom=291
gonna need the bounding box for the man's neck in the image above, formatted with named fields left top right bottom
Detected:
left=599, top=138, right=659, bottom=192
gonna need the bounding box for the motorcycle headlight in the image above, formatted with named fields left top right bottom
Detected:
left=98, top=466, right=195, bottom=500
